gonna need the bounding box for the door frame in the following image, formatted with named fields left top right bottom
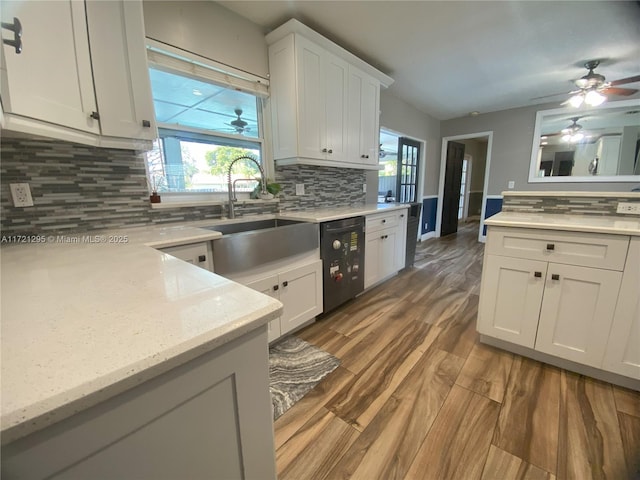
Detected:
left=436, top=131, right=493, bottom=243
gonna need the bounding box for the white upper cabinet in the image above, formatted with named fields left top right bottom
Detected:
left=85, top=0, right=157, bottom=142
left=0, top=1, right=99, bottom=135
left=348, top=66, right=380, bottom=167
left=0, top=0, right=156, bottom=149
left=267, top=20, right=393, bottom=170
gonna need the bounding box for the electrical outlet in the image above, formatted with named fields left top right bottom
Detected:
left=295, top=184, right=305, bottom=196
left=362, top=183, right=367, bottom=193
left=507, top=180, right=515, bottom=189
left=616, top=202, right=640, bottom=215
left=10, top=183, right=34, bottom=207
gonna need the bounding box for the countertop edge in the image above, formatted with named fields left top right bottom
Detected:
left=0, top=303, right=282, bottom=445
left=485, top=212, right=640, bottom=236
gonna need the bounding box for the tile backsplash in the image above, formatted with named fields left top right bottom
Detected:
left=0, top=137, right=366, bottom=235
left=502, top=193, right=640, bottom=216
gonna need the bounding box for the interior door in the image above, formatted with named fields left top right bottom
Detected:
left=441, top=141, right=465, bottom=236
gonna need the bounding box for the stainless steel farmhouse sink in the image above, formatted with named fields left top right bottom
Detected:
left=204, top=220, right=319, bottom=274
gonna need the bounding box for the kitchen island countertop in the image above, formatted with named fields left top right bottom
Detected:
left=485, top=212, right=640, bottom=236
left=0, top=230, right=282, bottom=444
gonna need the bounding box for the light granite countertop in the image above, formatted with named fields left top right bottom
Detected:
left=0, top=227, right=282, bottom=444
left=0, top=204, right=411, bottom=443
left=485, top=212, right=640, bottom=236
left=276, top=203, right=409, bottom=223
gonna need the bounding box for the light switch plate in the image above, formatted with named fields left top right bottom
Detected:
left=507, top=180, right=515, bottom=189
left=295, top=184, right=305, bottom=196
left=10, top=183, right=34, bottom=207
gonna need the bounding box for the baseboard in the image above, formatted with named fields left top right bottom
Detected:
left=420, top=231, right=436, bottom=241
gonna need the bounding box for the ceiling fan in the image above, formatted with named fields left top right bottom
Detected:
left=226, top=108, right=251, bottom=134
left=535, top=60, right=640, bottom=107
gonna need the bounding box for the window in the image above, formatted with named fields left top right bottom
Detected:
left=144, top=47, right=268, bottom=197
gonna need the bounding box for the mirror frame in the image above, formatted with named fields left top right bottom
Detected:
left=528, top=99, right=640, bottom=183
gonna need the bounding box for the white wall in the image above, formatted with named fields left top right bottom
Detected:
left=142, top=1, right=269, bottom=79
left=441, top=103, right=640, bottom=195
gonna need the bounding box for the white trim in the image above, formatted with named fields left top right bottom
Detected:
left=422, top=195, right=438, bottom=199
left=461, top=154, right=472, bottom=220
left=528, top=99, right=640, bottom=183
left=420, top=231, right=436, bottom=241
left=436, top=131, right=494, bottom=244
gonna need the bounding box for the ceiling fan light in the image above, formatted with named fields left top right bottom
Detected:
left=572, top=132, right=584, bottom=142
left=561, top=134, right=572, bottom=142
left=568, top=94, right=584, bottom=108
left=585, top=90, right=606, bottom=106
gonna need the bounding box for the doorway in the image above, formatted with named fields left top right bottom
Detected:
left=436, top=131, right=493, bottom=242
left=378, top=129, right=423, bottom=204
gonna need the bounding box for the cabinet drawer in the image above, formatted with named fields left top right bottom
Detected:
left=366, top=211, right=400, bottom=233
left=486, top=226, right=629, bottom=271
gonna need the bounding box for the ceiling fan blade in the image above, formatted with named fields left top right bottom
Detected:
left=609, top=75, right=640, bottom=86
left=602, top=86, right=639, bottom=96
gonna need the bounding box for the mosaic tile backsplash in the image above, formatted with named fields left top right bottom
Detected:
left=0, top=138, right=366, bottom=235
left=502, top=194, right=640, bottom=216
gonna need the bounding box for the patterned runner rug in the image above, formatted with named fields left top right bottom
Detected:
left=269, top=336, right=340, bottom=420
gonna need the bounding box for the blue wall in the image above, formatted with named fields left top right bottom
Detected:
left=482, top=197, right=503, bottom=236
left=421, top=197, right=438, bottom=235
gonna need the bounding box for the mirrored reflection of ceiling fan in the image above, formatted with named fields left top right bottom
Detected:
left=534, top=60, right=640, bottom=108
left=225, top=108, right=251, bottom=134
left=560, top=117, right=585, bottom=142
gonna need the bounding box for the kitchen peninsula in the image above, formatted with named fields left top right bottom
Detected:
left=0, top=225, right=282, bottom=479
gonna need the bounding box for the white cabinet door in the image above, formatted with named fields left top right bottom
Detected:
left=324, top=52, right=348, bottom=162
left=0, top=1, right=99, bottom=134
left=535, top=263, right=622, bottom=367
left=603, top=237, right=640, bottom=379
left=395, top=211, right=408, bottom=271
left=246, top=275, right=281, bottom=343
left=364, top=227, right=397, bottom=289
left=295, top=35, right=325, bottom=160
left=85, top=0, right=157, bottom=141
left=478, top=255, right=547, bottom=348
left=279, top=260, right=323, bottom=335
left=348, top=66, right=380, bottom=166
left=364, top=233, right=381, bottom=289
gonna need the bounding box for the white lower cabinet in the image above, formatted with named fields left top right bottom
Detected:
left=478, top=225, right=635, bottom=384
left=364, top=209, right=408, bottom=289
left=603, top=237, right=640, bottom=379
left=246, top=260, right=323, bottom=341
left=158, top=242, right=213, bottom=271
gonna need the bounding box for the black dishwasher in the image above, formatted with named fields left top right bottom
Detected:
left=320, top=217, right=365, bottom=312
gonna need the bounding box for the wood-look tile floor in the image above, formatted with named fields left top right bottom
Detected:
left=275, top=221, right=640, bottom=480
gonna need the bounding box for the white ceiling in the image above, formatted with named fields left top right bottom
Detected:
left=219, top=0, right=640, bottom=120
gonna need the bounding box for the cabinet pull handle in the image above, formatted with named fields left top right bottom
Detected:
left=282, top=281, right=288, bottom=287
left=400, top=214, right=405, bottom=218
left=551, top=274, right=560, bottom=281
left=361, top=154, right=366, bottom=158
left=198, top=255, right=206, bottom=262
left=365, top=155, right=369, bottom=158
left=328, top=149, right=333, bottom=154
left=382, top=219, right=386, bottom=223
left=90, top=111, right=100, bottom=120
left=546, top=243, right=555, bottom=251
left=534, top=271, right=542, bottom=278
left=273, top=285, right=279, bottom=291
left=2, top=17, right=22, bottom=54
left=322, top=148, right=328, bottom=153
left=142, top=120, right=151, bottom=128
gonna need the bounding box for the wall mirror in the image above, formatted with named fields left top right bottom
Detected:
left=529, top=99, right=640, bottom=183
